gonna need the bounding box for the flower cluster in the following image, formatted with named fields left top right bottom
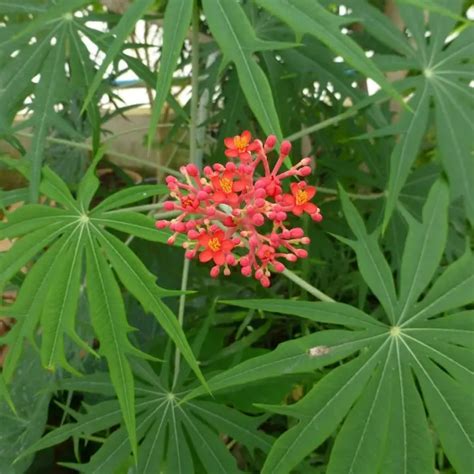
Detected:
left=155, top=131, right=322, bottom=287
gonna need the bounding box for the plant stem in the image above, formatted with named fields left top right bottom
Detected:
left=172, top=2, right=200, bottom=390
left=16, top=132, right=181, bottom=177
left=282, top=269, right=335, bottom=303
left=284, top=108, right=358, bottom=142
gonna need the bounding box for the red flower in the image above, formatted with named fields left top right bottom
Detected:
left=198, top=230, right=234, bottom=265
left=210, top=170, right=246, bottom=205
left=224, top=130, right=259, bottom=161
left=283, top=182, right=318, bottom=216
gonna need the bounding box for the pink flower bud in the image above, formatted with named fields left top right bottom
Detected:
left=255, top=198, right=265, bottom=208
left=185, top=250, right=196, bottom=259
left=255, top=269, right=264, bottom=280
left=255, top=188, right=266, bottom=198
left=223, top=268, right=231, bottom=276
left=280, top=140, right=292, bottom=156
left=312, top=213, right=323, bottom=222
left=295, top=249, right=308, bottom=258
left=290, top=227, right=304, bottom=238
left=300, top=157, right=312, bottom=166
left=174, top=222, right=186, bottom=233
left=274, top=261, right=285, bottom=272
left=204, top=166, right=212, bottom=176
left=187, top=229, right=200, bottom=239
left=210, top=266, right=220, bottom=278
left=285, top=254, right=297, bottom=262
left=282, top=230, right=291, bottom=239
left=265, top=135, right=277, bottom=150
left=241, top=266, right=252, bottom=277
left=155, top=220, right=168, bottom=229
left=226, top=254, right=236, bottom=265
left=276, top=211, right=287, bottom=221
left=240, top=256, right=250, bottom=267
left=298, top=166, right=312, bottom=177
left=197, top=190, right=208, bottom=200
left=167, top=236, right=176, bottom=245
left=252, top=213, right=265, bottom=226
left=260, top=276, right=271, bottom=287
left=186, top=164, right=199, bottom=176
left=166, top=176, right=177, bottom=184
left=163, top=201, right=175, bottom=210
left=225, top=162, right=236, bottom=171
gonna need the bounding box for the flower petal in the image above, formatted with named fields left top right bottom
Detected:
left=199, top=249, right=213, bottom=262
left=213, top=252, right=225, bottom=265
left=224, top=137, right=236, bottom=149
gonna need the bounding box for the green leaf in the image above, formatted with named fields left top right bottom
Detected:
left=91, top=184, right=167, bottom=214
left=405, top=251, right=474, bottom=324
left=255, top=0, right=405, bottom=105
left=327, top=354, right=393, bottom=474
left=147, top=0, right=193, bottom=149
left=402, top=340, right=474, bottom=474
left=0, top=221, right=70, bottom=285
left=92, top=227, right=206, bottom=388
left=338, top=185, right=397, bottom=323
left=432, top=83, right=474, bottom=224
left=202, top=0, right=283, bottom=137
left=224, top=299, right=386, bottom=329
left=85, top=230, right=139, bottom=460
left=40, top=226, right=88, bottom=373
left=184, top=328, right=386, bottom=402
left=0, top=205, right=75, bottom=239
left=91, top=211, right=177, bottom=243
left=383, top=85, right=430, bottom=230
left=397, top=180, right=449, bottom=323
left=27, top=27, right=67, bottom=201
left=261, top=342, right=388, bottom=474
left=82, top=0, right=155, bottom=112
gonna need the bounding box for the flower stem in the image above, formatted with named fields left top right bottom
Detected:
left=282, top=268, right=335, bottom=303
left=172, top=2, right=200, bottom=390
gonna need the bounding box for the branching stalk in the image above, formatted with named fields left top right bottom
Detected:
left=282, top=269, right=335, bottom=303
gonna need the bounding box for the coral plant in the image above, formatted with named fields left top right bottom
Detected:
left=156, top=132, right=322, bottom=286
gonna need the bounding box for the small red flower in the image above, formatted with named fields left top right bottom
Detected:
left=210, top=169, right=248, bottom=205
left=198, top=230, right=234, bottom=266
left=284, top=182, right=318, bottom=216
left=224, top=130, right=259, bottom=161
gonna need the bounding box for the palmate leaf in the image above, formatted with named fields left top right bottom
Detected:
left=146, top=0, right=193, bottom=149
left=202, top=0, right=289, bottom=137
left=22, top=357, right=273, bottom=474
left=350, top=0, right=474, bottom=227
left=254, top=0, right=404, bottom=105
left=184, top=179, right=474, bottom=473
left=0, top=163, right=205, bottom=456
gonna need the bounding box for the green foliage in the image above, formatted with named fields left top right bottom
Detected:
left=0, top=162, right=205, bottom=457
left=0, top=0, right=473, bottom=472
left=186, top=181, right=473, bottom=473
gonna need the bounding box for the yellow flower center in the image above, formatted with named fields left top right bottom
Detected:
left=295, top=189, right=308, bottom=205
left=208, top=237, right=221, bottom=251
left=219, top=177, right=233, bottom=194
left=233, top=135, right=249, bottom=151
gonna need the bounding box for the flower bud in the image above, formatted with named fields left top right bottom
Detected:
left=276, top=211, right=287, bottom=221
left=155, top=220, right=168, bottom=229
left=210, top=266, right=220, bottom=278
left=252, top=213, right=265, bottom=226
left=260, top=276, right=271, bottom=287
left=240, top=256, right=250, bottom=267
left=264, top=135, right=277, bottom=150
left=290, top=227, right=304, bottom=238
left=185, top=250, right=196, bottom=259
left=163, top=201, right=175, bottom=210
left=273, top=261, right=285, bottom=272
left=186, top=164, right=199, bottom=176
left=295, top=249, right=308, bottom=258
left=280, top=140, right=292, bottom=156
left=187, top=229, right=200, bottom=239
left=197, top=190, right=208, bottom=200
left=298, top=166, right=312, bottom=177
left=312, top=213, right=323, bottom=222
left=241, top=266, right=252, bottom=276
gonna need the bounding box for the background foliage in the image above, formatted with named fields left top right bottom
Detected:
left=0, top=0, right=473, bottom=473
